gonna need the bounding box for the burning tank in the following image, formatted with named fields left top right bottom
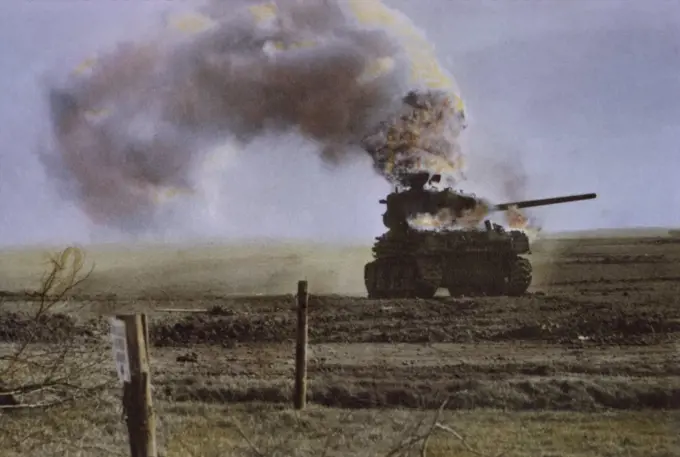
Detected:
left=364, top=172, right=597, bottom=298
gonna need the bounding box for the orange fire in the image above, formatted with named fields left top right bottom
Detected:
left=505, top=205, right=529, bottom=229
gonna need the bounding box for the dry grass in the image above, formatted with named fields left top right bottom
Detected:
left=0, top=241, right=372, bottom=299
left=0, top=228, right=672, bottom=300
left=1, top=231, right=679, bottom=456
left=1, top=400, right=677, bottom=457
left=160, top=403, right=679, bottom=457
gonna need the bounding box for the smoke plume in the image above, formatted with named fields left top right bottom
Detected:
left=42, top=0, right=468, bottom=230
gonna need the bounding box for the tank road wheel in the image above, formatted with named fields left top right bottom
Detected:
left=447, top=286, right=461, bottom=297
left=412, top=258, right=439, bottom=299
left=483, top=269, right=507, bottom=297
left=447, top=286, right=472, bottom=297
left=365, top=259, right=408, bottom=299
left=365, top=262, right=385, bottom=299
left=386, top=259, right=418, bottom=299
left=415, top=283, right=437, bottom=299
left=505, top=257, right=532, bottom=296
left=366, top=259, right=436, bottom=299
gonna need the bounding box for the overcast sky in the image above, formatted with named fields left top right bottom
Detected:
left=0, top=0, right=678, bottom=246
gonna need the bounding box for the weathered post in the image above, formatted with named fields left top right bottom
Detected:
left=115, top=314, right=157, bottom=457
left=294, top=280, right=309, bottom=410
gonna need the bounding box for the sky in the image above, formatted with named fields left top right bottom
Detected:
left=0, top=0, right=678, bottom=247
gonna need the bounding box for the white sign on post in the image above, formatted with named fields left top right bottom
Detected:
left=109, top=317, right=131, bottom=383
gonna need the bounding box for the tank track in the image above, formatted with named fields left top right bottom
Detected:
left=364, top=257, right=437, bottom=299
left=504, top=256, right=532, bottom=296
left=366, top=255, right=533, bottom=299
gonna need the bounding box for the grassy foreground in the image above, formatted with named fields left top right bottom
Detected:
left=1, top=399, right=677, bottom=457
left=161, top=404, right=678, bottom=457
left=2, top=233, right=679, bottom=456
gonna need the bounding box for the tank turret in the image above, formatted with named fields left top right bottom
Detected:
left=379, top=172, right=596, bottom=232
left=364, top=172, right=597, bottom=299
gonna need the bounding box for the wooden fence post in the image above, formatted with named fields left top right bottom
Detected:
left=117, top=314, right=157, bottom=457
left=294, top=280, right=309, bottom=410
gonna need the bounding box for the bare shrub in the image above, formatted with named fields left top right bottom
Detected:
left=0, top=246, right=111, bottom=411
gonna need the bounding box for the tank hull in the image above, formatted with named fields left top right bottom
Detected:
left=365, top=227, right=533, bottom=298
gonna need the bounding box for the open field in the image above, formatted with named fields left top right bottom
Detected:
left=0, top=229, right=679, bottom=456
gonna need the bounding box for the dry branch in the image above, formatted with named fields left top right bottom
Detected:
left=384, top=399, right=448, bottom=457
left=0, top=246, right=102, bottom=411
left=231, top=418, right=266, bottom=457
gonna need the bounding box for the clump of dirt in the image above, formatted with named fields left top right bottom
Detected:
left=147, top=295, right=680, bottom=347
left=0, top=312, right=97, bottom=343
left=206, top=305, right=235, bottom=316
left=563, top=254, right=667, bottom=264
left=148, top=303, right=475, bottom=347
left=495, top=309, right=680, bottom=345
left=160, top=378, right=680, bottom=411
left=570, top=309, right=680, bottom=343
left=150, top=313, right=295, bottom=347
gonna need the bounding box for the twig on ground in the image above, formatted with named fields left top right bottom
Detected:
left=385, top=399, right=448, bottom=457
left=434, top=423, right=486, bottom=456
left=0, top=382, right=107, bottom=411
left=0, top=398, right=71, bottom=411
left=420, top=398, right=449, bottom=457
left=383, top=398, right=508, bottom=457
left=232, top=418, right=266, bottom=457
left=434, top=422, right=510, bottom=457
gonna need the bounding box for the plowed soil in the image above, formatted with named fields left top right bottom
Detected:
left=2, top=234, right=679, bottom=412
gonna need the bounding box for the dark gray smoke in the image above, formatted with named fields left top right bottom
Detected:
left=43, top=0, right=466, bottom=229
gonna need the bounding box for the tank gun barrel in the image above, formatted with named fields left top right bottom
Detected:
left=493, top=192, right=597, bottom=211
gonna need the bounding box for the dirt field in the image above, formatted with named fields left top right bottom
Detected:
left=0, top=231, right=679, bottom=456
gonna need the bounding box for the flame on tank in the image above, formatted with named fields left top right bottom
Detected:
left=505, top=205, right=529, bottom=229
left=408, top=199, right=491, bottom=231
